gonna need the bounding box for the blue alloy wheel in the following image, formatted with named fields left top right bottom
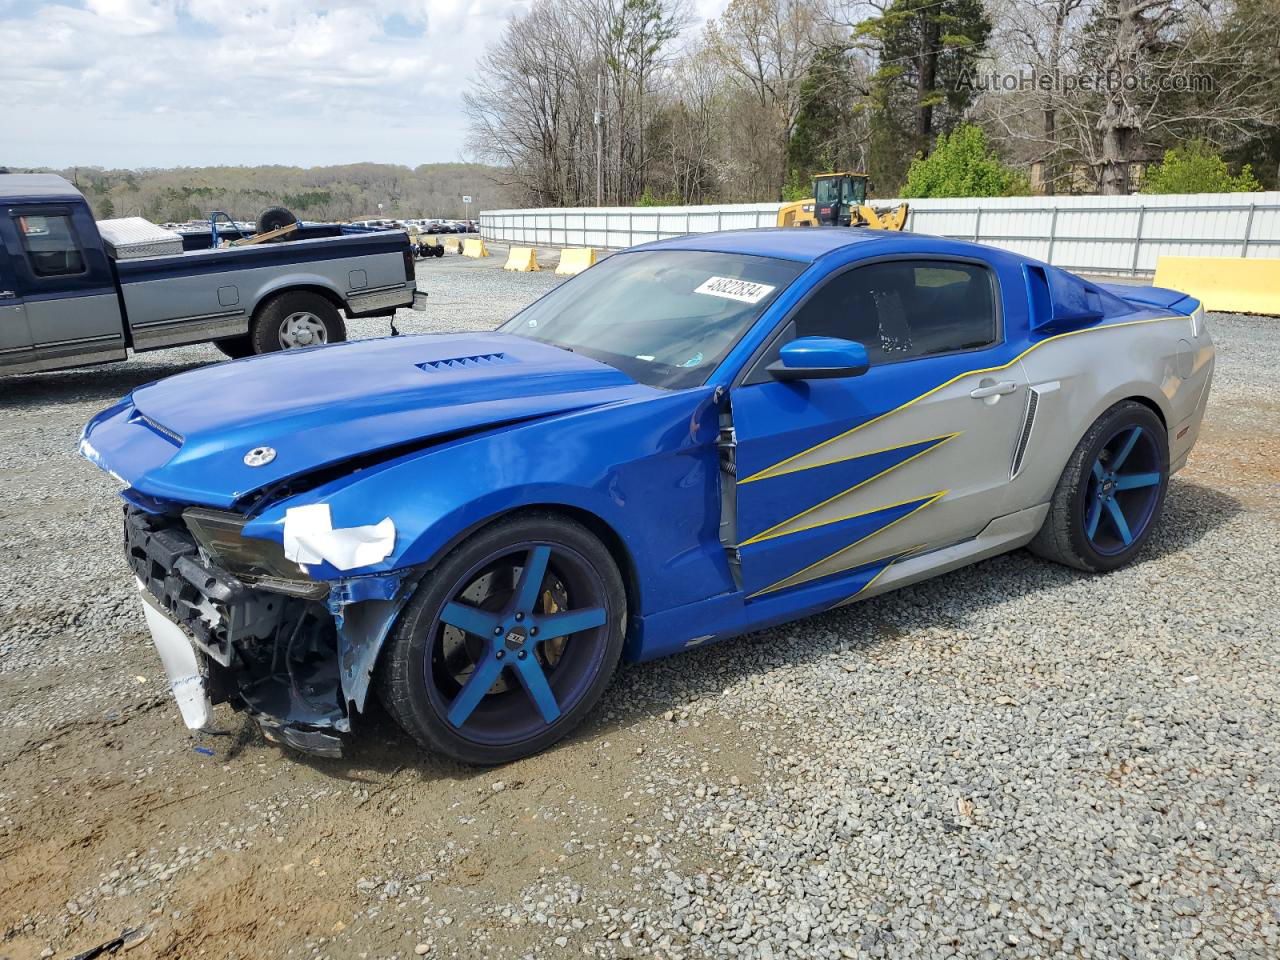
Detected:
left=1082, top=425, right=1164, bottom=555
left=1029, top=400, right=1169, bottom=573
left=427, top=542, right=609, bottom=744
left=378, top=513, right=626, bottom=764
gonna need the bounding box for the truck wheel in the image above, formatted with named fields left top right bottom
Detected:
left=1029, top=400, right=1168, bottom=573
left=250, top=292, right=346, bottom=354
left=256, top=206, right=297, bottom=233
left=215, top=335, right=254, bottom=359
left=377, top=512, right=626, bottom=765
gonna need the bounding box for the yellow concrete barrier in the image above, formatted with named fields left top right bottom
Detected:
left=556, top=247, right=597, bottom=275
left=503, top=246, right=540, bottom=272
left=1153, top=256, right=1280, bottom=314
left=462, top=237, right=488, bottom=258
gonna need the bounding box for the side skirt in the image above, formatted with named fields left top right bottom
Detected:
left=833, top=502, right=1050, bottom=607
left=627, top=502, right=1050, bottom=663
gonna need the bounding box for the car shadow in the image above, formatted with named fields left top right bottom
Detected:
left=1, top=358, right=211, bottom=407
left=279, top=478, right=1241, bottom=782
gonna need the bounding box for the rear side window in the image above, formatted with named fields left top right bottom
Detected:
left=792, top=259, right=999, bottom=363
left=15, top=214, right=86, bottom=277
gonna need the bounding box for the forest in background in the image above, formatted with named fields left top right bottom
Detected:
left=464, top=0, right=1280, bottom=205
left=0, top=163, right=519, bottom=223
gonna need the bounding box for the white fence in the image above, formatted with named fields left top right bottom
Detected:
left=479, top=192, right=1280, bottom=277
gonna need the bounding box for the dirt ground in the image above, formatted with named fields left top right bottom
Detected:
left=1, top=295, right=1276, bottom=960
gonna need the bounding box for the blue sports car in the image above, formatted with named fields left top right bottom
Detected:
left=81, top=229, right=1214, bottom=764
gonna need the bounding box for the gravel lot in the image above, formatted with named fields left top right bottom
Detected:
left=1, top=254, right=1277, bottom=960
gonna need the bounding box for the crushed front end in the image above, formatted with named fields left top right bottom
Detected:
left=124, top=503, right=407, bottom=758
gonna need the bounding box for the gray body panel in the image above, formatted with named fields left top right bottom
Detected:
left=833, top=312, right=1215, bottom=598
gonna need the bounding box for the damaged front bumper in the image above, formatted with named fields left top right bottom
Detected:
left=125, top=506, right=412, bottom=758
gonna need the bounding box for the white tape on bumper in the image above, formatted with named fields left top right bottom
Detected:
left=282, top=503, right=396, bottom=571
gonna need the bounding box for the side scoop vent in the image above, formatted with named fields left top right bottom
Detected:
left=1010, top=387, right=1040, bottom=480
left=417, top=352, right=511, bottom=373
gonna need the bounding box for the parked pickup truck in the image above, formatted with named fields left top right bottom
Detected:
left=0, top=174, right=425, bottom=377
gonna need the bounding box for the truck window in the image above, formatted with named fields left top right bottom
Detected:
left=15, top=214, right=86, bottom=277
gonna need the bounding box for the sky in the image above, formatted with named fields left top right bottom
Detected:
left=0, top=0, right=729, bottom=170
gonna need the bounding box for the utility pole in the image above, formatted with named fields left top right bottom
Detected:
left=595, top=69, right=604, bottom=207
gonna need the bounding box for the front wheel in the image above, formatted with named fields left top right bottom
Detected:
left=1030, top=400, right=1168, bottom=572
left=377, top=513, right=626, bottom=765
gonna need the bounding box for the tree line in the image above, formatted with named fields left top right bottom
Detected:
left=463, top=0, right=1280, bottom=204
left=0, top=163, right=520, bottom=223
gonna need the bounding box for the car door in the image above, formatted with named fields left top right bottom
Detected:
left=7, top=204, right=126, bottom=367
left=729, top=256, right=1030, bottom=599
left=0, top=244, right=34, bottom=371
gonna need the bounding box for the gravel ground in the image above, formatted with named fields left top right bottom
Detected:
left=0, top=257, right=1277, bottom=959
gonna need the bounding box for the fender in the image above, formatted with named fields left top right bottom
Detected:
left=241, top=385, right=733, bottom=618
left=248, top=272, right=348, bottom=314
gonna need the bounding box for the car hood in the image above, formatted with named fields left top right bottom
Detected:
left=82, top=332, right=654, bottom=508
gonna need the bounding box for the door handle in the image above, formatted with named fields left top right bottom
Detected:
left=0, top=290, right=15, bottom=299
left=970, top=380, right=1017, bottom=399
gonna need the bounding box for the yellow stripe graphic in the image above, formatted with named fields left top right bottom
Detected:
left=739, top=315, right=1176, bottom=485
left=738, top=433, right=959, bottom=547
left=748, top=491, right=947, bottom=599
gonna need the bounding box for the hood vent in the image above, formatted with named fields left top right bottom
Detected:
left=132, top=410, right=184, bottom=446
left=417, top=352, right=511, bottom=373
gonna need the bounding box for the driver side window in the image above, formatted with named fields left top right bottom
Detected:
left=790, top=259, right=999, bottom=364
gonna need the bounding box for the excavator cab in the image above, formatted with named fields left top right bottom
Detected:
left=813, top=173, right=868, bottom=226
left=776, top=172, right=909, bottom=231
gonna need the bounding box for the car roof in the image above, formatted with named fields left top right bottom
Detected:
left=636, top=227, right=993, bottom=264
left=638, top=227, right=893, bottom=262
left=0, top=173, right=84, bottom=204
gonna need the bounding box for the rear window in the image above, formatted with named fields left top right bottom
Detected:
left=16, top=214, right=85, bottom=277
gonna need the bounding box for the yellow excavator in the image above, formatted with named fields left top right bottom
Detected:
left=776, top=172, right=909, bottom=230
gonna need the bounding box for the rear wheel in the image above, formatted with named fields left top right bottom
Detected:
left=378, top=513, right=626, bottom=765
left=1030, top=401, right=1168, bottom=572
left=249, top=291, right=346, bottom=354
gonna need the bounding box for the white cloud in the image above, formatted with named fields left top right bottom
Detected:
left=0, top=0, right=729, bottom=169
left=0, top=0, right=531, bottom=168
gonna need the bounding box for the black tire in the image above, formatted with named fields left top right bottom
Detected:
left=1029, top=400, right=1169, bottom=572
left=249, top=291, right=346, bottom=354
left=378, top=512, right=627, bottom=765
left=433, top=244, right=444, bottom=257
left=215, top=335, right=254, bottom=359
left=256, top=206, right=296, bottom=233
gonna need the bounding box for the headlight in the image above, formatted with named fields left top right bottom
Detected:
left=184, top=507, right=319, bottom=597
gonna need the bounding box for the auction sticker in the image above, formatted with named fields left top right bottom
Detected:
left=693, top=276, right=776, bottom=304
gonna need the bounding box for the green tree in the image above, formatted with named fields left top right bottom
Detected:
left=1142, top=141, right=1263, bottom=194
left=856, top=0, right=991, bottom=193
left=900, top=124, right=1030, bottom=197
left=786, top=47, right=852, bottom=189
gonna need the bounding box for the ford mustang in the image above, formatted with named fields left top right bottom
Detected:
left=80, top=229, right=1215, bottom=764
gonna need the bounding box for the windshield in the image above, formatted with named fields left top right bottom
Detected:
left=500, top=250, right=805, bottom=388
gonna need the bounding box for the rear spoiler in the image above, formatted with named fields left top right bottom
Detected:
left=1097, top=282, right=1200, bottom=316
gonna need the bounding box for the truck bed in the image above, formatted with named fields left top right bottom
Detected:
left=113, top=231, right=415, bottom=350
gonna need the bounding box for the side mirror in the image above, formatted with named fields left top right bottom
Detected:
left=767, top=336, right=869, bottom=381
